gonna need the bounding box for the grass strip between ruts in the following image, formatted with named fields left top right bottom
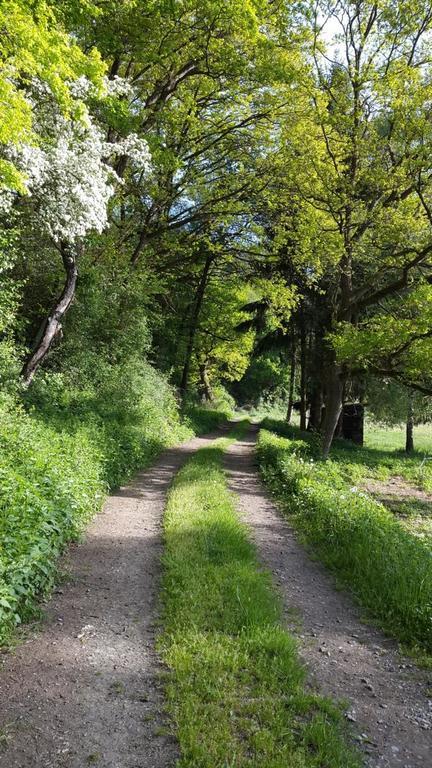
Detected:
left=160, top=422, right=360, bottom=767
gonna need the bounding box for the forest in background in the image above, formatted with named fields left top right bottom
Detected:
left=1, top=0, right=432, bottom=470
left=2, top=0, right=432, bottom=456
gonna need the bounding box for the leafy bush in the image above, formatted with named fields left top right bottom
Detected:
left=0, top=363, right=228, bottom=645
left=0, top=395, right=102, bottom=640
left=257, top=429, right=432, bottom=652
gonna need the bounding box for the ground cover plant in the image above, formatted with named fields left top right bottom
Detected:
left=0, top=383, right=229, bottom=646
left=160, top=423, right=360, bottom=768
left=265, top=419, right=432, bottom=544
left=257, top=424, right=432, bottom=653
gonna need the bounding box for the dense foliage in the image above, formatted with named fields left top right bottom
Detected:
left=1, top=0, right=431, bottom=644
left=1, top=0, right=431, bottom=446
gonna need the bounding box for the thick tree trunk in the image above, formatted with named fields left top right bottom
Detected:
left=286, top=337, right=296, bottom=423
left=321, top=361, right=345, bottom=458
left=21, top=243, right=78, bottom=386
left=198, top=364, right=213, bottom=402
left=179, top=254, right=213, bottom=395
left=299, top=312, right=307, bottom=430
left=308, top=385, right=323, bottom=432
left=320, top=225, right=353, bottom=454
left=405, top=392, right=414, bottom=453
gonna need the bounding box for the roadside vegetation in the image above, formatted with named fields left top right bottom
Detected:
left=0, top=382, right=229, bottom=646
left=257, top=423, right=432, bottom=654
left=160, top=425, right=360, bottom=768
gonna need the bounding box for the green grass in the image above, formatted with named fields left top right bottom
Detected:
left=160, top=423, right=360, bottom=768
left=182, top=403, right=229, bottom=435
left=262, top=418, right=432, bottom=491
left=257, top=426, right=432, bottom=654
left=365, top=422, right=432, bottom=453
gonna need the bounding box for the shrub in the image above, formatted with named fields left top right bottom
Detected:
left=181, top=385, right=234, bottom=436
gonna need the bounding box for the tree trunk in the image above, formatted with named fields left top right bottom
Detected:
left=321, top=361, right=345, bottom=458
left=405, top=392, right=414, bottom=453
left=286, top=337, right=296, bottom=423
left=307, top=327, right=324, bottom=431
left=179, top=253, right=213, bottom=395
left=21, top=242, right=78, bottom=386
left=308, top=385, right=323, bottom=431
left=299, top=311, right=307, bottom=430
left=198, top=363, right=213, bottom=402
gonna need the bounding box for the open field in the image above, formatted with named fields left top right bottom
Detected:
left=365, top=422, right=432, bottom=453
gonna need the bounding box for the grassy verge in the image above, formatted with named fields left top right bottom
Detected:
left=257, top=427, right=432, bottom=654
left=262, top=418, right=432, bottom=491
left=0, top=387, right=228, bottom=646
left=160, top=424, right=360, bottom=767
left=365, top=422, right=432, bottom=453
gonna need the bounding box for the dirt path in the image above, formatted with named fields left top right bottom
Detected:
left=224, top=426, right=432, bottom=768
left=0, top=429, right=224, bottom=768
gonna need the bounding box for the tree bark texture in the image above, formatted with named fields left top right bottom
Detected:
left=405, top=392, right=415, bottom=453
left=286, top=336, right=296, bottom=423
left=299, top=310, right=307, bottom=431
left=21, top=243, right=78, bottom=386
left=198, top=364, right=213, bottom=402
left=321, top=361, right=345, bottom=458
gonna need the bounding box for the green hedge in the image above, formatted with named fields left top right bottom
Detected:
left=257, top=429, right=432, bottom=652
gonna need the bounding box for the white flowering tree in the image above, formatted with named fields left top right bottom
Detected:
left=0, top=76, right=151, bottom=384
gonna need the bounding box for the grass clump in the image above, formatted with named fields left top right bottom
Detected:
left=257, top=427, right=432, bottom=653
left=160, top=425, right=360, bottom=767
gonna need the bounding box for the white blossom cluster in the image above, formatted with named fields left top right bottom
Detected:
left=104, top=75, right=134, bottom=98
left=0, top=78, right=152, bottom=243
left=0, top=191, right=15, bottom=216
left=115, top=133, right=152, bottom=170
left=22, top=120, right=116, bottom=242
left=2, top=117, right=116, bottom=242
left=68, top=75, right=94, bottom=100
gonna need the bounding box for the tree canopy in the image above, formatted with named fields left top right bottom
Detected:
left=1, top=0, right=431, bottom=455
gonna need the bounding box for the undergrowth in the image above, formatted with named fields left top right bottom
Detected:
left=160, top=424, right=360, bottom=767
left=0, top=373, right=228, bottom=645
left=257, top=426, right=432, bottom=653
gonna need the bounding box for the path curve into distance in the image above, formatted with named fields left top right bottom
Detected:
left=224, top=425, right=431, bottom=768
left=0, top=428, right=225, bottom=768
